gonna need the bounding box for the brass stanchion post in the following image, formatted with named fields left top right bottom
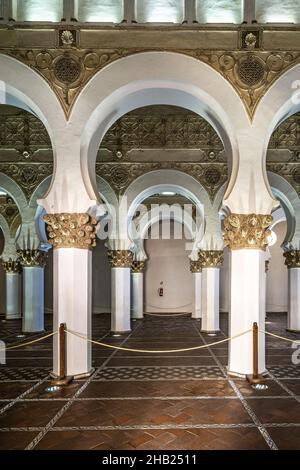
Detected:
left=51, top=323, right=73, bottom=386
left=246, top=322, right=265, bottom=385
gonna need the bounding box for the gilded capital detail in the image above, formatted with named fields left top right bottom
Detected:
left=224, top=213, right=273, bottom=250
left=17, top=249, right=47, bottom=268
left=44, top=213, right=97, bottom=249
left=198, top=250, right=223, bottom=268
left=283, top=250, right=300, bottom=269
left=2, top=258, right=21, bottom=273
left=108, top=250, right=133, bottom=268
left=131, top=261, right=145, bottom=273
left=190, top=260, right=202, bottom=273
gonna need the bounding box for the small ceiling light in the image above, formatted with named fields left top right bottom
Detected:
left=16, top=334, right=25, bottom=338
left=251, top=383, right=268, bottom=390
left=208, top=333, right=217, bottom=337
left=112, top=333, right=121, bottom=337
left=45, top=385, right=61, bottom=393
left=161, top=191, right=176, bottom=196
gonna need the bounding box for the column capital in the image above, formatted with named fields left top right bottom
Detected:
left=108, top=250, right=133, bottom=268
left=190, top=259, right=202, bottom=273
left=17, top=249, right=47, bottom=268
left=2, top=257, right=21, bottom=273
left=224, top=213, right=272, bottom=250
left=284, top=250, right=300, bottom=269
left=198, top=250, right=223, bottom=268
left=44, top=213, right=97, bottom=249
left=131, top=260, right=145, bottom=273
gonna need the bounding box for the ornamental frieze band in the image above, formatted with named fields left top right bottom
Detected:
left=44, top=213, right=97, bottom=249
left=223, top=213, right=273, bottom=250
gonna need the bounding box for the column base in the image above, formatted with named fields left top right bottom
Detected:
left=286, top=328, right=300, bottom=334
left=22, top=328, right=45, bottom=334
left=201, top=329, right=221, bottom=334
left=110, top=330, right=131, bottom=336
left=5, top=314, right=21, bottom=320
left=50, top=367, right=95, bottom=381
left=227, top=367, right=268, bottom=380
left=246, top=374, right=267, bottom=385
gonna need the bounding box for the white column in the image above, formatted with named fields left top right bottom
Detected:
left=5, top=272, right=21, bottom=320
left=287, top=268, right=300, bottom=332
left=228, top=249, right=266, bottom=376
left=192, top=271, right=202, bottom=319
left=63, top=0, right=76, bottom=22
left=131, top=271, right=144, bottom=319
left=22, top=266, right=44, bottom=332
left=242, top=0, right=256, bottom=24
left=123, top=0, right=136, bottom=23
left=201, top=268, right=220, bottom=331
left=53, top=248, right=92, bottom=377
left=184, top=0, right=197, bottom=24
left=111, top=267, right=131, bottom=332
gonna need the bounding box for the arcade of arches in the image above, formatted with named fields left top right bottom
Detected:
left=1, top=0, right=300, bottom=451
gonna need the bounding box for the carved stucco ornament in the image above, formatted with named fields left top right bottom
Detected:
left=108, top=250, right=133, bottom=268
left=131, top=260, right=145, bottom=273
left=189, top=260, right=202, bottom=273
left=2, top=258, right=21, bottom=273
left=224, top=213, right=273, bottom=250
left=3, top=48, right=300, bottom=120
left=198, top=250, right=223, bottom=268
left=17, top=249, right=47, bottom=268
left=283, top=250, right=300, bottom=269
left=44, top=213, right=97, bottom=249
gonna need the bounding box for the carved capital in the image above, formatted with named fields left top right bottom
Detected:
left=284, top=250, right=300, bottom=269
left=17, top=250, right=47, bottom=268
left=2, top=258, right=21, bottom=273
left=131, top=261, right=145, bottom=273
left=44, top=213, right=97, bottom=249
left=198, top=250, right=223, bottom=268
left=190, top=260, right=202, bottom=273
left=108, top=250, right=133, bottom=268
left=224, top=213, right=273, bottom=250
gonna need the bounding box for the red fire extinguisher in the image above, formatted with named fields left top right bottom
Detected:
left=158, top=281, right=164, bottom=297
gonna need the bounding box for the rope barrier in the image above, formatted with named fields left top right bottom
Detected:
left=0, top=331, right=56, bottom=352
left=261, top=329, right=300, bottom=344
left=66, top=328, right=252, bottom=354
left=144, top=312, right=190, bottom=317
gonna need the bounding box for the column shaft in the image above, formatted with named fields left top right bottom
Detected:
left=201, top=268, right=220, bottom=331
left=22, top=266, right=44, bottom=332
left=5, top=272, right=21, bottom=320
left=111, top=267, right=131, bottom=332
left=192, top=271, right=201, bottom=319
left=287, top=268, right=300, bottom=332
left=131, top=271, right=144, bottom=319
left=228, top=249, right=266, bottom=376
left=53, top=248, right=92, bottom=377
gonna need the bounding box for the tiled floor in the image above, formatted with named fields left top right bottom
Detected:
left=0, top=312, right=299, bottom=450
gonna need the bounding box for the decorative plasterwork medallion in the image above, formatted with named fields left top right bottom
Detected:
left=224, top=213, right=273, bottom=250
left=283, top=250, right=300, bottom=269
left=44, top=213, right=97, bottom=249
left=198, top=250, right=223, bottom=268
left=17, top=249, right=47, bottom=268
left=131, top=260, right=145, bottom=273
left=108, top=250, right=133, bottom=268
